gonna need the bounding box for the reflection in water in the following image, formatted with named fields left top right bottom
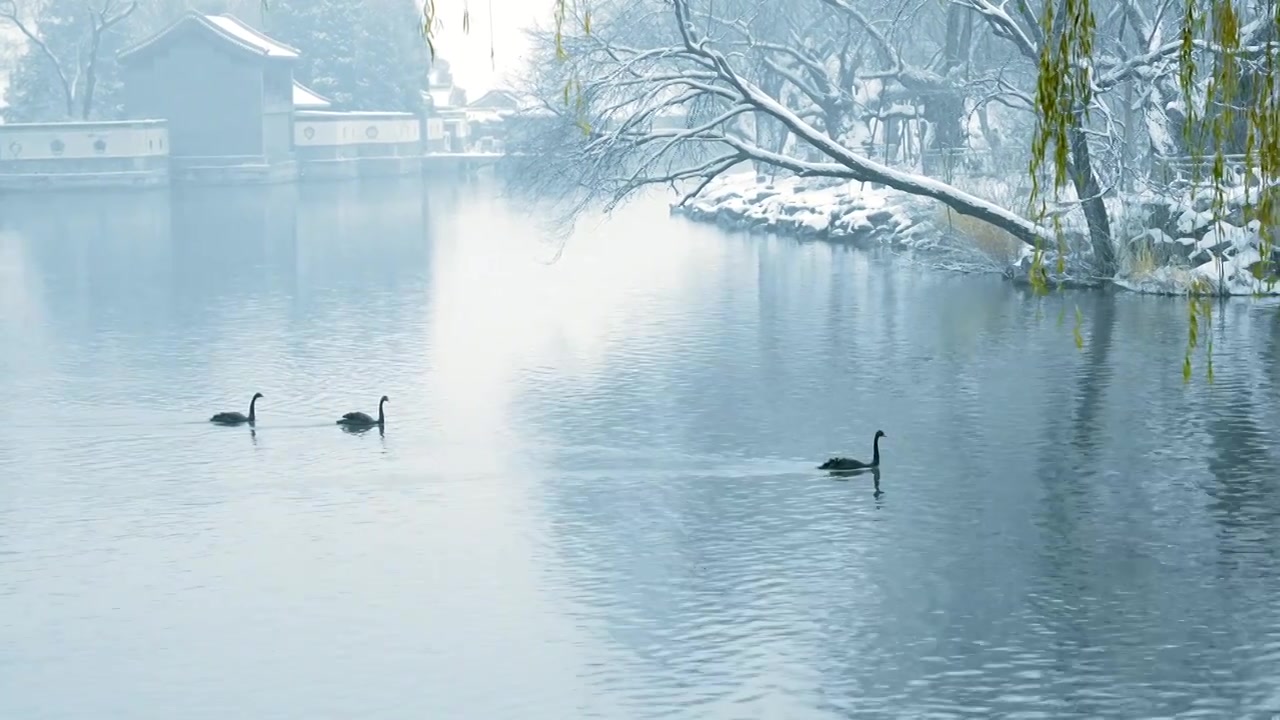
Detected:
left=339, top=422, right=385, bottom=438
left=2, top=184, right=1280, bottom=718
left=827, top=466, right=883, bottom=496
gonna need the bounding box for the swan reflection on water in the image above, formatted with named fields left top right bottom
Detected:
left=826, top=465, right=883, bottom=496
left=339, top=423, right=385, bottom=439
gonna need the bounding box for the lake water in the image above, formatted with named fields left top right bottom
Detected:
left=2, top=179, right=1280, bottom=719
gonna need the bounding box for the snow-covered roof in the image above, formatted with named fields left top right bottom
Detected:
left=292, top=81, right=331, bottom=109
left=425, top=87, right=454, bottom=109
left=468, top=89, right=520, bottom=110
left=204, top=15, right=299, bottom=58
left=118, top=11, right=300, bottom=64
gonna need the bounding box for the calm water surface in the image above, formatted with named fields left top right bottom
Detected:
left=2, top=180, right=1280, bottom=719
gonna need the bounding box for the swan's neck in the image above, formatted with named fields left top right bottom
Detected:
left=871, top=435, right=880, bottom=466
left=248, top=396, right=258, bottom=421
left=377, top=399, right=385, bottom=424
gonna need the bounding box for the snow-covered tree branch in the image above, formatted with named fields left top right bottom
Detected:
left=506, top=0, right=1056, bottom=247
left=504, top=0, right=1280, bottom=282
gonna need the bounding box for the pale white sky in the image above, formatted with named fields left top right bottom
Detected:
left=426, top=0, right=551, bottom=95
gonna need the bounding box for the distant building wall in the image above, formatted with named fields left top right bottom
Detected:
left=295, top=111, right=419, bottom=150
left=424, top=110, right=469, bottom=153
left=0, top=119, right=168, bottom=160
left=262, top=64, right=295, bottom=160
left=0, top=119, right=169, bottom=189
left=122, top=41, right=265, bottom=160
left=293, top=111, right=421, bottom=178
left=424, top=117, right=444, bottom=141
left=467, top=117, right=506, bottom=153
left=116, top=11, right=304, bottom=184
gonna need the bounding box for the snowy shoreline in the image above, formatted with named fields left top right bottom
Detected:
left=671, top=173, right=939, bottom=252
left=671, top=172, right=1280, bottom=297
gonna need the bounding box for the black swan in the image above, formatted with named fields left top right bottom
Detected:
left=819, top=430, right=884, bottom=471
left=337, top=395, right=388, bottom=428
left=210, top=392, right=263, bottom=425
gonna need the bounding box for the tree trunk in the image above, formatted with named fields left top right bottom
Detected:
left=1121, top=79, right=1134, bottom=191
left=1068, top=117, right=1117, bottom=275
left=754, top=74, right=786, bottom=175
left=81, top=27, right=102, bottom=120
left=884, top=117, right=898, bottom=161
left=928, top=4, right=972, bottom=151
left=977, top=104, right=999, bottom=152
left=926, top=93, right=965, bottom=150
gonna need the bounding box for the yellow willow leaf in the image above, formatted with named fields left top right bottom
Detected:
left=584, top=10, right=592, bottom=34
left=1073, top=306, right=1084, bottom=350
left=463, top=9, right=470, bottom=34
left=1183, top=355, right=1192, bottom=382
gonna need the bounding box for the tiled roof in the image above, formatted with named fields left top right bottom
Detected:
left=118, top=12, right=301, bottom=64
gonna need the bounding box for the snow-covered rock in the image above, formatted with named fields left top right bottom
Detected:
left=672, top=170, right=1280, bottom=296
left=672, top=172, right=934, bottom=249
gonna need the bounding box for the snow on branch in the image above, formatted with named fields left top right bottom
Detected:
left=506, top=0, right=1060, bottom=248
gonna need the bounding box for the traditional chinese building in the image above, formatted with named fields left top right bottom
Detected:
left=117, top=12, right=303, bottom=182
left=421, top=58, right=470, bottom=153
left=1, top=10, right=422, bottom=190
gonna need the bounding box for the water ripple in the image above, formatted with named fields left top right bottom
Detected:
left=1, top=187, right=1280, bottom=718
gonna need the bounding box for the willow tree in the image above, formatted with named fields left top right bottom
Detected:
left=1029, top=0, right=1279, bottom=379
left=419, top=0, right=1275, bottom=372
left=442, top=1, right=1221, bottom=274
left=488, top=0, right=1068, bottom=250
left=417, top=0, right=576, bottom=60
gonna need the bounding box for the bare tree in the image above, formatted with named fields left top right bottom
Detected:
left=0, top=0, right=137, bottom=120
left=508, top=0, right=1054, bottom=248
left=506, top=0, right=1280, bottom=277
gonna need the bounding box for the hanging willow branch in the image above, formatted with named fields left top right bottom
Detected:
left=414, top=0, right=591, bottom=129
left=1026, top=0, right=1280, bottom=379
left=416, top=0, right=580, bottom=62
left=1027, top=0, right=1097, bottom=295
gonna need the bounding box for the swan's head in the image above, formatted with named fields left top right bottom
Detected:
left=253, top=392, right=264, bottom=400
left=380, top=395, right=390, bottom=403
left=875, top=430, right=886, bottom=439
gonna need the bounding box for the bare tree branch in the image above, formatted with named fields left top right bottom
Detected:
left=0, top=0, right=75, bottom=117
left=951, top=0, right=1039, bottom=62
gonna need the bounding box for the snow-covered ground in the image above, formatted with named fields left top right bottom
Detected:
left=671, top=171, right=1280, bottom=296
left=672, top=172, right=937, bottom=248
